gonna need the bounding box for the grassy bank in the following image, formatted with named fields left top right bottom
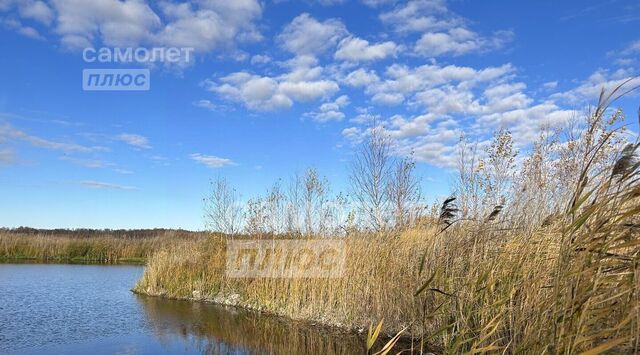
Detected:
left=135, top=207, right=638, bottom=353
left=0, top=229, right=206, bottom=264
left=135, top=91, right=640, bottom=352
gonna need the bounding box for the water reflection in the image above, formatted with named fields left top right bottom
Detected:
left=136, top=295, right=366, bottom=355
left=0, top=263, right=370, bottom=355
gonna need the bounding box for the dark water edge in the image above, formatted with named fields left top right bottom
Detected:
left=0, top=263, right=369, bottom=354
left=0, top=257, right=146, bottom=265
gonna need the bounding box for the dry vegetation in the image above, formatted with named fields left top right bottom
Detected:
left=0, top=228, right=206, bottom=263
left=136, top=84, right=640, bottom=352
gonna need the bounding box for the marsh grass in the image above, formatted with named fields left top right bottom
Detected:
left=0, top=229, right=206, bottom=263
left=135, top=177, right=639, bottom=353
left=134, top=84, right=640, bottom=353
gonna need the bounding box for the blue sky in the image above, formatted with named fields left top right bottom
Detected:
left=0, top=0, right=639, bottom=229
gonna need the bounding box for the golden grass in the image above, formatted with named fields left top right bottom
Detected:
left=135, top=87, right=640, bottom=353
left=135, top=199, right=638, bottom=353
left=0, top=230, right=206, bottom=263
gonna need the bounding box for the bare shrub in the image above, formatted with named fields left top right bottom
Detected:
left=204, top=176, right=243, bottom=236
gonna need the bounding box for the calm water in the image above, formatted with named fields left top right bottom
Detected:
left=0, top=264, right=365, bottom=354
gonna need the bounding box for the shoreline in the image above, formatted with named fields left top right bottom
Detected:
left=131, top=287, right=423, bottom=352
left=0, top=256, right=147, bottom=265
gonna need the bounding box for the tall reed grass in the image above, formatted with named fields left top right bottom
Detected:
left=136, top=86, right=639, bottom=353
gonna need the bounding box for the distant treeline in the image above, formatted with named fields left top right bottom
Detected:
left=0, top=227, right=205, bottom=239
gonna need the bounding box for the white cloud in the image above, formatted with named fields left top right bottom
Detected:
left=615, top=58, right=636, bottom=67
left=338, top=59, right=605, bottom=169
left=0, top=17, right=45, bottom=40
left=193, top=99, right=218, bottom=111
left=52, top=0, right=161, bottom=48
left=207, top=72, right=293, bottom=110
left=250, top=54, right=271, bottom=65
left=478, top=102, right=575, bottom=141
left=205, top=57, right=340, bottom=111
left=621, top=40, right=640, bottom=55
left=0, top=123, right=106, bottom=153
left=190, top=153, right=236, bottom=168
left=80, top=180, right=137, bottom=190
left=372, top=92, right=405, bottom=105
left=343, top=68, right=380, bottom=87
left=550, top=69, right=640, bottom=104
left=305, top=94, right=350, bottom=122
left=60, top=156, right=113, bottom=168
left=277, top=13, right=347, bottom=56
left=154, top=1, right=262, bottom=52
left=17, top=25, right=44, bottom=39
left=18, top=0, right=53, bottom=25
left=114, top=168, right=133, bottom=175
left=334, top=36, right=398, bottom=61
left=279, top=80, right=339, bottom=102
left=350, top=107, right=382, bottom=124
left=361, top=0, right=396, bottom=7
left=415, top=28, right=512, bottom=57
left=380, top=0, right=459, bottom=33
left=0, top=148, right=15, bottom=165
left=341, top=126, right=363, bottom=142
left=115, top=133, right=151, bottom=149
left=359, top=62, right=515, bottom=107
left=608, top=39, right=640, bottom=67
left=2, top=0, right=263, bottom=54
left=380, top=0, right=512, bottom=57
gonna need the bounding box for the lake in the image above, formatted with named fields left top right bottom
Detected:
left=0, top=263, right=365, bottom=354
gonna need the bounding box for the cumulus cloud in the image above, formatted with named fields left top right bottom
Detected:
left=334, top=36, right=399, bottom=61
left=361, top=0, right=396, bottom=7
left=305, top=94, right=350, bottom=122
left=250, top=54, right=271, bottom=65
left=380, top=0, right=455, bottom=33
left=277, top=13, right=347, bottom=56
left=154, top=1, right=262, bottom=52
left=357, top=62, right=515, bottom=107
left=350, top=107, right=382, bottom=124
left=206, top=72, right=293, bottom=110
left=18, top=0, right=53, bottom=25
left=341, top=126, right=364, bottom=142
left=0, top=17, right=45, bottom=40
left=338, top=60, right=609, bottom=169
left=1, top=0, right=263, bottom=53
left=380, top=0, right=512, bottom=57
left=190, top=153, right=236, bottom=168
left=343, top=68, right=380, bottom=87
left=415, top=28, right=513, bottom=57
left=52, top=0, right=161, bottom=48
left=204, top=57, right=340, bottom=111
left=550, top=69, right=640, bottom=104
